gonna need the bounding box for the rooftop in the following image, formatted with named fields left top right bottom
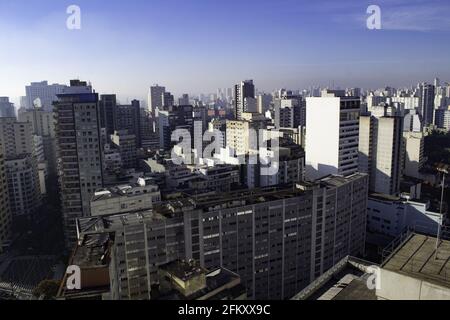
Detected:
left=382, top=233, right=450, bottom=288
left=77, top=210, right=163, bottom=235
left=161, top=260, right=206, bottom=282
left=72, top=233, right=113, bottom=268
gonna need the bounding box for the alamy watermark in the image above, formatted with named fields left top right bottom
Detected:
left=170, top=124, right=281, bottom=176
left=366, top=265, right=381, bottom=290
left=66, top=5, right=81, bottom=30
left=367, top=5, right=381, bottom=30
left=65, top=265, right=81, bottom=290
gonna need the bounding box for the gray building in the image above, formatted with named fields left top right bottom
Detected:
left=54, top=80, right=104, bottom=248
left=0, top=97, right=15, bottom=118
left=0, top=149, right=12, bottom=253
left=25, top=81, right=67, bottom=111
left=234, top=80, right=255, bottom=120
left=0, top=118, right=42, bottom=219
left=76, top=173, right=368, bottom=300
left=418, top=83, right=435, bottom=127
left=111, top=130, right=137, bottom=169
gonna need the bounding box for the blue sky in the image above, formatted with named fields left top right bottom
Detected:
left=1, top=0, right=450, bottom=102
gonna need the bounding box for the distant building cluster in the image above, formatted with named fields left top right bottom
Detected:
left=0, top=77, right=449, bottom=300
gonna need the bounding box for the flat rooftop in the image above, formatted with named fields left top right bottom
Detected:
left=161, top=260, right=206, bottom=282
left=72, top=233, right=112, bottom=268
left=382, top=233, right=450, bottom=288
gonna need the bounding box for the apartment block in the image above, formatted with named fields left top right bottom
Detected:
left=305, top=90, right=360, bottom=180
left=54, top=81, right=104, bottom=247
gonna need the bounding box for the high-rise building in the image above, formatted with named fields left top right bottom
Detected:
left=75, top=173, right=368, bottom=300
left=110, top=130, right=137, bottom=169
left=0, top=148, right=12, bottom=253
left=435, top=107, right=450, bottom=131
left=25, top=81, right=67, bottom=111
left=162, top=92, right=174, bottom=108
left=0, top=118, right=42, bottom=219
left=403, top=131, right=425, bottom=179
left=305, top=90, right=360, bottom=180
left=148, top=85, right=165, bottom=117
left=178, top=94, right=190, bottom=106
left=0, top=97, right=15, bottom=118
left=99, top=94, right=117, bottom=136
left=54, top=81, right=104, bottom=247
left=18, top=108, right=57, bottom=177
left=116, top=100, right=142, bottom=147
left=158, top=105, right=193, bottom=151
left=418, top=83, right=435, bottom=126
left=257, top=93, right=272, bottom=114
left=274, top=96, right=304, bottom=129
left=234, top=80, right=255, bottom=120
left=226, top=112, right=268, bottom=156
left=359, top=113, right=404, bottom=195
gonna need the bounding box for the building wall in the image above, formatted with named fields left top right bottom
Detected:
left=0, top=150, right=12, bottom=253
left=367, top=197, right=440, bottom=238
left=305, top=97, right=341, bottom=180
left=55, top=92, right=104, bottom=247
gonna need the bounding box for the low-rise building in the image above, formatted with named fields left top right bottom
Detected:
left=90, top=177, right=160, bottom=216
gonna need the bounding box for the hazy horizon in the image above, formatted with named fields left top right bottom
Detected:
left=2, top=0, right=450, bottom=103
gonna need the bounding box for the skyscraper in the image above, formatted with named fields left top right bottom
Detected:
left=148, top=85, right=165, bottom=117
left=178, top=94, right=190, bottom=106
left=0, top=118, right=42, bottom=219
left=116, top=100, right=142, bottom=147
left=99, top=94, right=117, bottom=136
left=418, top=83, right=435, bottom=126
left=234, top=80, right=255, bottom=120
left=359, top=112, right=404, bottom=195
left=257, top=93, right=273, bottom=114
left=54, top=80, right=104, bottom=247
left=18, top=108, right=57, bottom=177
left=305, top=90, right=360, bottom=180
left=25, top=81, right=67, bottom=111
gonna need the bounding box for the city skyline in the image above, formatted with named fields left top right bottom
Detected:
left=2, top=0, right=450, bottom=102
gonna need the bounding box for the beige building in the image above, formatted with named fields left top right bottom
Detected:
left=0, top=118, right=42, bottom=219
left=226, top=112, right=268, bottom=156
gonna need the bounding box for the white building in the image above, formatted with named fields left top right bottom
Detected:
left=367, top=192, right=441, bottom=239
left=25, top=81, right=67, bottom=111
left=305, top=90, right=360, bottom=180
left=90, top=177, right=160, bottom=217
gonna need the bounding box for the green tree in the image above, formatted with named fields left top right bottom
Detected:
left=33, top=280, right=61, bottom=300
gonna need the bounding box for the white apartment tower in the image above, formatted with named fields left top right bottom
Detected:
left=25, top=81, right=67, bottom=111
left=305, top=90, right=360, bottom=180
left=359, top=113, right=404, bottom=195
